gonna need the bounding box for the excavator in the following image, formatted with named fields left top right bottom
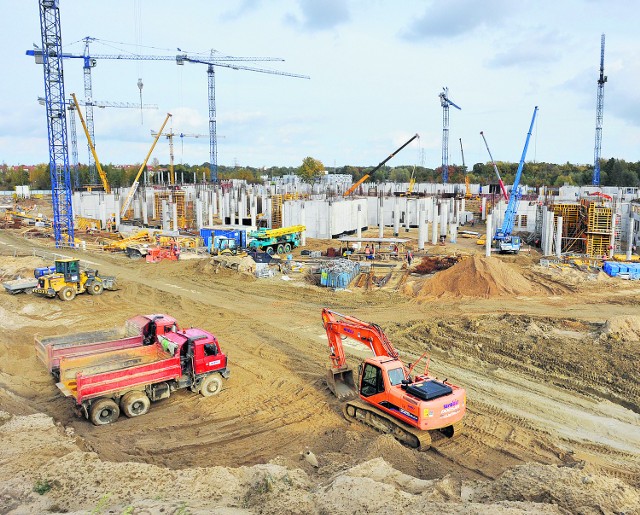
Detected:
left=321, top=308, right=466, bottom=450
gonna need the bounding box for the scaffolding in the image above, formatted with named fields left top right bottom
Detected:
left=154, top=189, right=187, bottom=228
left=551, top=199, right=614, bottom=257
left=271, top=194, right=283, bottom=229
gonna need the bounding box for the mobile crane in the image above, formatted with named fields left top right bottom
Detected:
left=493, top=106, right=539, bottom=254
left=321, top=308, right=466, bottom=450
left=343, top=134, right=419, bottom=197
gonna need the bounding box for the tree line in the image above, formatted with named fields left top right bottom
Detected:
left=1, top=156, right=639, bottom=190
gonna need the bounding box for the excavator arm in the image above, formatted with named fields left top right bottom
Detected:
left=321, top=308, right=400, bottom=398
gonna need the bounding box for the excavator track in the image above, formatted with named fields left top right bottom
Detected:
left=343, top=399, right=433, bottom=451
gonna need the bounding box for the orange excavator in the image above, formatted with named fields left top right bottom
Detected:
left=321, top=308, right=466, bottom=450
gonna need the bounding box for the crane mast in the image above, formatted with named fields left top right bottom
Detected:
left=37, top=0, right=74, bottom=247
left=593, top=34, right=607, bottom=186
left=438, top=87, right=461, bottom=184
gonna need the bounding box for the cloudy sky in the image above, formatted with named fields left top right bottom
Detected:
left=2, top=0, right=639, bottom=172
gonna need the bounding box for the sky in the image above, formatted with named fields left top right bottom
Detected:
left=1, top=0, right=639, bottom=172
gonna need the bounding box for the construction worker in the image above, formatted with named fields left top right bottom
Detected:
left=406, top=249, right=413, bottom=266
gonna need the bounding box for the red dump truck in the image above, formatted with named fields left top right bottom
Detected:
left=35, top=314, right=180, bottom=380
left=55, top=326, right=229, bottom=425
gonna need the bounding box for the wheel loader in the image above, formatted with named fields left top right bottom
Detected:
left=33, top=258, right=117, bottom=301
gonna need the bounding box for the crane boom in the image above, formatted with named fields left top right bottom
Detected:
left=343, top=134, right=419, bottom=197
left=70, top=93, right=111, bottom=194
left=479, top=131, right=509, bottom=201
left=120, top=113, right=172, bottom=218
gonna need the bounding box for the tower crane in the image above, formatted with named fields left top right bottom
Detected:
left=479, top=131, right=509, bottom=201
left=438, top=87, right=461, bottom=184
left=27, top=41, right=309, bottom=183
left=36, top=0, right=74, bottom=248
left=592, top=33, right=607, bottom=186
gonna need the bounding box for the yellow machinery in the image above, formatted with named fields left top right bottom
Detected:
left=71, top=93, right=111, bottom=194
left=120, top=113, right=172, bottom=219
left=32, top=259, right=117, bottom=301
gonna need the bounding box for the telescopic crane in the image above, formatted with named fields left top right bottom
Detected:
left=493, top=106, right=539, bottom=254
left=343, top=134, right=420, bottom=197
left=479, top=131, right=509, bottom=201
left=120, top=113, right=172, bottom=219
left=321, top=308, right=466, bottom=450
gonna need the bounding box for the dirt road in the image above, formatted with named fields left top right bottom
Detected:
left=1, top=229, right=639, bottom=513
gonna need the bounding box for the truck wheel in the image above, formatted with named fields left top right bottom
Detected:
left=89, top=398, right=120, bottom=425
left=199, top=374, right=223, bottom=397
left=276, top=244, right=285, bottom=254
left=88, top=282, right=104, bottom=295
left=58, top=286, right=76, bottom=301
left=284, top=243, right=292, bottom=253
left=266, top=246, right=275, bottom=256
left=120, top=391, right=150, bottom=418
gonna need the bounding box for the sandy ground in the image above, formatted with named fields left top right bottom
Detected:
left=0, top=222, right=639, bottom=514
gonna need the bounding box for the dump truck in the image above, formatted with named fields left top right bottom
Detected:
left=247, top=225, right=305, bottom=255
left=35, top=314, right=180, bottom=380
left=55, top=325, right=229, bottom=425
left=33, top=258, right=117, bottom=300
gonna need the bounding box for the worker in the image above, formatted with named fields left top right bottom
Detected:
left=393, top=244, right=399, bottom=257
left=364, top=244, right=371, bottom=259
left=406, top=249, right=413, bottom=266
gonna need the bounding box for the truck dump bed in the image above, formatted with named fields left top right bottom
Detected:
left=57, top=343, right=179, bottom=403
left=35, top=325, right=143, bottom=376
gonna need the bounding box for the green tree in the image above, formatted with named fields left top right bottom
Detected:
left=297, top=156, right=325, bottom=183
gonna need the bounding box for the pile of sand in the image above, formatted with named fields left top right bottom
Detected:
left=601, top=315, right=640, bottom=342
left=405, top=255, right=537, bottom=300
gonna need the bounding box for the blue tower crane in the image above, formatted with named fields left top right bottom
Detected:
left=37, top=0, right=74, bottom=247
left=494, top=106, right=539, bottom=254
left=438, top=87, right=461, bottom=184
left=592, top=34, right=607, bottom=186
left=27, top=43, right=309, bottom=183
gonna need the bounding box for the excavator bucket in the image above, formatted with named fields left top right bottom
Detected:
left=326, top=367, right=356, bottom=399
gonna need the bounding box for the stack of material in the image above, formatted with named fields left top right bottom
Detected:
left=320, top=259, right=360, bottom=290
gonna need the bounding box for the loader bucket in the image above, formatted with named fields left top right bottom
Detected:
left=326, top=367, right=356, bottom=399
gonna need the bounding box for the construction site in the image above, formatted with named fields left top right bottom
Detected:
left=1, top=3, right=640, bottom=515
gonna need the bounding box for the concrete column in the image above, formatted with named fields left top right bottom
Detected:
left=300, top=202, right=306, bottom=246
left=265, top=198, right=272, bottom=228
left=142, top=195, right=148, bottom=225
left=208, top=205, right=214, bottom=227
left=440, top=200, right=447, bottom=237
left=161, top=200, right=169, bottom=231
left=250, top=197, right=257, bottom=228
left=431, top=206, right=439, bottom=245
left=327, top=201, right=333, bottom=238
left=196, top=199, right=203, bottom=229
left=610, top=207, right=617, bottom=259
left=486, top=213, right=492, bottom=257
left=393, top=197, right=400, bottom=236
left=240, top=191, right=247, bottom=219
left=555, top=215, right=563, bottom=258
left=172, top=203, right=178, bottom=231
left=355, top=205, right=363, bottom=249
left=450, top=223, right=458, bottom=244
left=404, top=199, right=411, bottom=232
left=99, top=202, right=107, bottom=230
left=627, top=215, right=634, bottom=261
left=377, top=196, right=384, bottom=238
left=481, top=197, right=487, bottom=221
left=417, top=206, right=425, bottom=250
left=133, top=197, right=141, bottom=219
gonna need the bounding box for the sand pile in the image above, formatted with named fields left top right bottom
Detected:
left=405, top=255, right=537, bottom=299
left=601, top=315, right=640, bottom=341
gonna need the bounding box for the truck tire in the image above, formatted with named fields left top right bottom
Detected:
left=284, top=243, right=292, bottom=253
left=266, top=246, right=275, bottom=256
left=58, top=286, right=76, bottom=301
left=89, top=398, right=120, bottom=425
left=120, top=391, right=151, bottom=418
left=87, top=282, right=104, bottom=295
left=199, top=374, right=223, bottom=397
left=276, top=244, right=285, bottom=254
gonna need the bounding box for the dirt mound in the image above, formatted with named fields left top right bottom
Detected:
left=602, top=315, right=640, bottom=342
left=405, top=255, right=537, bottom=299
